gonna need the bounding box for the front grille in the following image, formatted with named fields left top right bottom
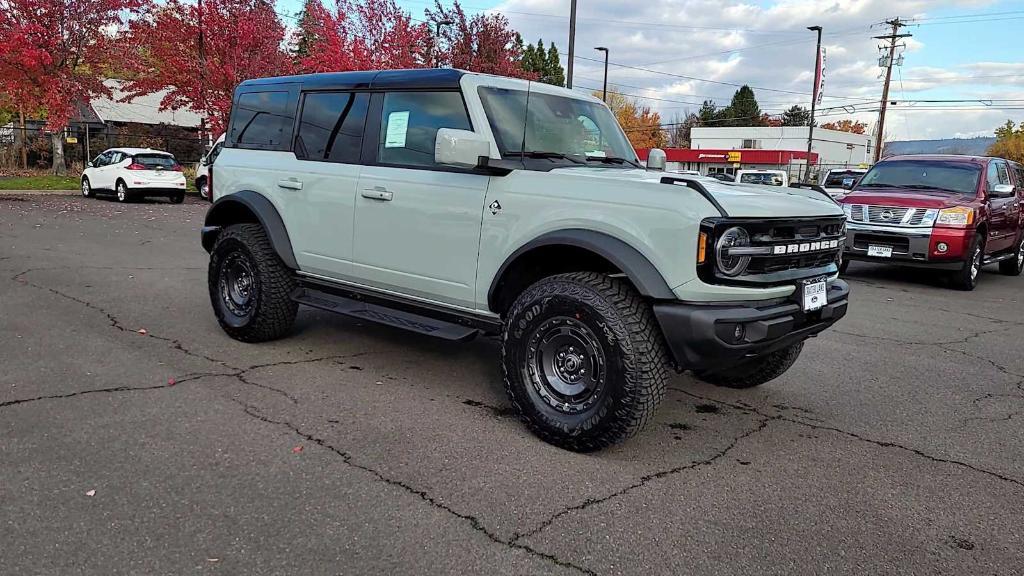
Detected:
left=848, top=204, right=935, bottom=227
left=701, top=217, right=846, bottom=286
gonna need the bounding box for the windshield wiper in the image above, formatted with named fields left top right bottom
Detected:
left=586, top=155, right=642, bottom=168
left=505, top=151, right=586, bottom=165
left=900, top=184, right=964, bottom=194
left=858, top=183, right=892, bottom=188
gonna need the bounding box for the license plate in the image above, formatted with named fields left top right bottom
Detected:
left=800, top=277, right=827, bottom=312
left=867, top=245, right=893, bottom=258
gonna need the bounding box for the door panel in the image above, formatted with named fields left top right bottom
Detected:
left=986, top=160, right=1017, bottom=253
left=353, top=166, right=489, bottom=308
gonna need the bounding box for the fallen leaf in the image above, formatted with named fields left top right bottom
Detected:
left=85, top=489, right=96, bottom=497
left=167, top=378, right=176, bottom=387
left=137, top=329, right=147, bottom=336
left=292, top=445, right=303, bottom=454
left=207, top=558, right=220, bottom=563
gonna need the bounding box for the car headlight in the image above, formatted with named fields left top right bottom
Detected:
left=716, top=226, right=752, bottom=277
left=936, top=206, right=974, bottom=227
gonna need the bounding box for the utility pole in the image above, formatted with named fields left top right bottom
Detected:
left=803, top=25, right=822, bottom=183
left=566, top=0, right=577, bottom=88
left=873, top=18, right=911, bottom=163
left=595, top=47, right=609, bottom=102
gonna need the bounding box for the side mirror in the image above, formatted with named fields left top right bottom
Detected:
left=647, top=148, right=667, bottom=171
left=86, top=161, right=94, bottom=168
left=992, top=184, right=1015, bottom=198
left=435, top=128, right=492, bottom=168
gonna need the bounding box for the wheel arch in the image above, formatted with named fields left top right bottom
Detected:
left=487, top=229, right=676, bottom=314
left=202, top=190, right=298, bottom=270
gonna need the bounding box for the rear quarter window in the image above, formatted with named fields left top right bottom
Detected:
left=230, top=90, right=297, bottom=150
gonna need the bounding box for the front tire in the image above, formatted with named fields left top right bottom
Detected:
left=81, top=177, right=92, bottom=198
left=696, top=342, right=804, bottom=389
left=950, top=233, right=983, bottom=291
left=999, top=237, right=1024, bottom=276
left=502, top=272, right=668, bottom=451
left=208, top=223, right=298, bottom=342
left=198, top=178, right=210, bottom=200
left=115, top=180, right=130, bottom=203
left=170, top=192, right=185, bottom=204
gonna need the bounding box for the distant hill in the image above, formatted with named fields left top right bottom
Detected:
left=883, top=137, right=996, bottom=157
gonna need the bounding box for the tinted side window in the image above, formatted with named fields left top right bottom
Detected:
left=232, top=91, right=294, bottom=149
left=207, top=142, right=223, bottom=165
left=378, top=91, right=471, bottom=167
left=986, top=162, right=1001, bottom=190
left=94, top=152, right=111, bottom=166
left=296, top=91, right=369, bottom=164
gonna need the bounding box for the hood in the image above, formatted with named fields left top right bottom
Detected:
left=841, top=187, right=978, bottom=209
left=552, top=167, right=842, bottom=218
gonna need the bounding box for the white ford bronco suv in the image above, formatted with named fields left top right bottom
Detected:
left=202, top=69, right=849, bottom=450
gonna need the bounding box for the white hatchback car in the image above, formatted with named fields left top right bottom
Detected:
left=81, top=148, right=188, bottom=203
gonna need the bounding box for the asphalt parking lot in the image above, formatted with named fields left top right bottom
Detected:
left=2, top=194, right=1023, bottom=575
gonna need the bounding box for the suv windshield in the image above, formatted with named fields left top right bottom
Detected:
left=740, top=173, right=783, bottom=186
left=135, top=154, right=177, bottom=169
left=478, top=86, right=637, bottom=167
left=858, top=160, right=981, bottom=195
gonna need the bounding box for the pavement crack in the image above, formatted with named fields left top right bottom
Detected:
left=832, top=326, right=1011, bottom=346
left=0, top=372, right=220, bottom=409
left=232, top=400, right=596, bottom=575
left=511, top=417, right=773, bottom=544
left=669, top=386, right=1024, bottom=492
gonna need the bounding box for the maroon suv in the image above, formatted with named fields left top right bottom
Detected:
left=839, top=155, right=1024, bottom=290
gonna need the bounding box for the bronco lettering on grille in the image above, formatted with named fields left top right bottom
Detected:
left=772, top=240, right=840, bottom=255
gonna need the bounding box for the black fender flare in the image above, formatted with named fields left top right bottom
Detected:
left=488, top=229, right=676, bottom=311
left=202, top=190, right=298, bottom=270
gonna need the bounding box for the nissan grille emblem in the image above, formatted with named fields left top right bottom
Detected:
left=880, top=210, right=895, bottom=221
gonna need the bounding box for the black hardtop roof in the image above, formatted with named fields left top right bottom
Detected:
left=237, top=69, right=467, bottom=92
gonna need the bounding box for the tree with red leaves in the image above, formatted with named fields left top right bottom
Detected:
left=295, top=0, right=430, bottom=73
left=123, top=0, right=293, bottom=135
left=425, top=1, right=533, bottom=79
left=821, top=119, right=868, bottom=134
left=0, top=0, right=142, bottom=172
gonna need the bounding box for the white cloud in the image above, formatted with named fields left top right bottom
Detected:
left=492, top=0, right=1014, bottom=139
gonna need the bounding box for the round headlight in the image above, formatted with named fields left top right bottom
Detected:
left=716, top=227, right=751, bottom=277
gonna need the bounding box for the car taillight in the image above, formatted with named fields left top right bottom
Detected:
left=126, top=163, right=146, bottom=170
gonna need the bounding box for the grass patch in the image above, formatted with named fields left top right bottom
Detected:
left=0, top=175, right=81, bottom=190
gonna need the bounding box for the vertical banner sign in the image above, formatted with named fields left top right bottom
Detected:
left=815, top=46, right=827, bottom=106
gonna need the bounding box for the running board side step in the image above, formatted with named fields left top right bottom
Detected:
left=983, top=253, right=1015, bottom=265
left=292, top=285, right=488, bottom=341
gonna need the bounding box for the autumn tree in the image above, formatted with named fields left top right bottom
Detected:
left=667, top=112, right=699, bottom=148
left=124, top=0, right=293, bottom=135
left=297, top=0, right=430, bottom=73
left=601, top=90, right=665, bottom=149
left=426, top=1, right=533, bottom=78
left=0, top=0, right=142, bottom=173
left=522, top=39, right=564, bottom=86
left=821, top=119, right=868, bottom=134
left=989, top=120, right=1024, bottom=162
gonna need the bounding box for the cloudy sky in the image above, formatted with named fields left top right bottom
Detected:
left=279, top=0, right=1024, bottom=141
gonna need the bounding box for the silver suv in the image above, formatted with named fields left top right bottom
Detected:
left=201, top=69, right=849, bottom=450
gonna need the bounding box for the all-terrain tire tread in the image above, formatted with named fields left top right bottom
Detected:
left=209, top=223, right=297, bottom=343
left=502, top=272, right=668, bottom=451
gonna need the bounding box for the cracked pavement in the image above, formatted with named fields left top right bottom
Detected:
left=2, top=195, right=1023, bottom=575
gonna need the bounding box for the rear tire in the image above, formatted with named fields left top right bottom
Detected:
left=696, top=342, right=804, bottom=389
left=502, top=272, right=668, bottom=451
left=115, top=180, right=130, bottom=203
left=208, top=223, right=298, bottom=343
left=999, top=237, right=1024, bottom=276
left=170, top=192, right=185, bottom=204
left=198, top=178, right=209, bottom=200
left=950, top=233, right=983, bottom=291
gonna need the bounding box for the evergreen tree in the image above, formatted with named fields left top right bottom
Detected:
left=518, top=37, right=564, bottom=86
left=544, top=42, right=564, bottom=86
left=781, top=104, right=811, bottom=127
left=293, top=0, right=320, bottom=59
left=725, top=85, right=762, bottom=127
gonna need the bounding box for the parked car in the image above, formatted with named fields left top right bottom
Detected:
left=736, top=169, right=788, bottom=187
left=201, top=69, right=849, bottom=450
left=839, top=155, right=1024, bottom=290
left=709, top=172, right=735, bottom=182
left=81, top=148, right=187, bottom=203
left=821, top=168, right=867, bottom=199
left=195, top=134, right=225, bottom=201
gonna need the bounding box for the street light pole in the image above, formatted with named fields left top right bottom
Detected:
left=595, top=47, right=609, bottom=102
left=566, top=0, right=577, bottom=88
left=434, top=20, right=453, bottom=68
left=803, top=25, right=822, bottom=183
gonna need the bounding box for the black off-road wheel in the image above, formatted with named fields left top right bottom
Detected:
left=502, top=272, right=669, bottom=452
left=999, top=236, right=1024, bottom=276
left=696, top=342, right=804, bottom=389
left=208, top=223, right=298, bottom=342
left=950, top=233, right=983, bottom=291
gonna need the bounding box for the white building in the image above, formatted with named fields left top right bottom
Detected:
left=691, top=126, right=873, bottom=167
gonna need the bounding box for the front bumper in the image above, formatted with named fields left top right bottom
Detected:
left=843, top=222, right=969, bottom=270
left=653, top=279, right=849, bottom=371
